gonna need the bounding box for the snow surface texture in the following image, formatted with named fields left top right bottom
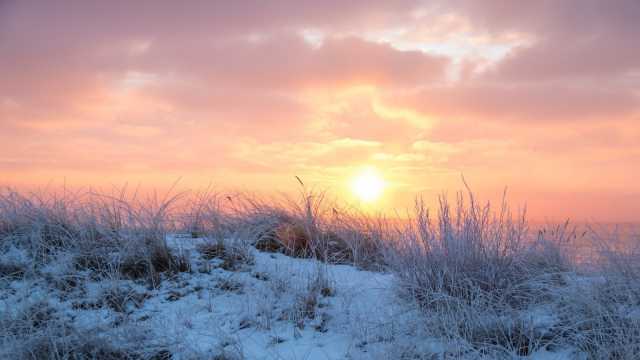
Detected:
left=1, top=235, right=431, bottom=359
left=0, top=234, right=620, bottom=359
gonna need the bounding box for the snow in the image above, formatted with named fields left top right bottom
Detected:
left=146, top=237, right=401, bottom=359
left=0, top=234, right=587, bottom=359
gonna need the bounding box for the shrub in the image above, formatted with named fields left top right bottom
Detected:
left=384, top=189, right=572, bottom=310
left=197, top=239, right=253, bottom=271
left=0, top=262, right=26, bottom=280
left=550, top=227, right=640, bottom=359
left=101, top=285, right=148, bottom=313
left=74, top=251, right=114, bottom=278
left=239, top=186, right=384, bottom=268
left=7, top=321, right=171, bottom=360
left=378, top=186, right=580, bottom=357
left=273, top=222, right=311, bottom=256
left=216, top=277, right=243, bottom=292
left=314, top=231, right=352, bottom=264
left=178, top=189, right=229, bottom=241
left=551, top=278, right=640, bottom=359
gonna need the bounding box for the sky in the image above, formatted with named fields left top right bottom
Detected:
left=1, top=0, right=639, bottom=221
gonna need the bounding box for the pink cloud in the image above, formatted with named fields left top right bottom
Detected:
left=1, top=0, right=639, bottom=220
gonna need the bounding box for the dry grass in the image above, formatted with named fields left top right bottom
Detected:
left=375, top=185, right=640, bottom=358
left=197, top=238, right=254, bottom=271
left=0, top=261, right=26, bottom=280
left=2, top=183, right=639, bottom=359
left=226, top=185, right=381, bottom=270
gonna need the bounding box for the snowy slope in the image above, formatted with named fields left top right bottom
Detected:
left=1, top=235, right=431, bottom=359
left=0, top=235, right=591, bottom=359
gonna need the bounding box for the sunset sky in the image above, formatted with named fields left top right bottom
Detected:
left=1, top=1, right=639, bottom=221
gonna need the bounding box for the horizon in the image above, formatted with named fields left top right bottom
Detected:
left=1, top=1, right=639, bottom=222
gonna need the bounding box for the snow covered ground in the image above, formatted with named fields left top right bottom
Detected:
left=1, top=235, right=436, bottom=359
left=1, top=233, right=634, bottom=359
left=148, top=236, right=408, bottom=359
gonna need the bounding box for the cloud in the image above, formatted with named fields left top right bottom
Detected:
left=390, top=83, right=639, bottom=123
left=447, top=0, right=640, bottom=79
left=1, top=0, right=639, bottom=220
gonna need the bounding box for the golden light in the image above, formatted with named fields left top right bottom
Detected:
left=351, top=167, right=386, bottom=203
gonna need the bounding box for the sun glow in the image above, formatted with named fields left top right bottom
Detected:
left=351, top=167, right=386, bottom=203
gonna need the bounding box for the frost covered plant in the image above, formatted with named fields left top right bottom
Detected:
left=227, top=184, right=385, bottom=271
left=2, top=320, right=170, bottom=360
left=548, top=277, right=640, bottom=359
left=380, top=185, right=578, bottom=356
left=177, top=188, right=230, bottom=241
left=197, top=237, right=254, bottom=271
left=385, top=189, right=571, bottom=310
left=0, top=186, right=184, bottom=274
left=3, top=184, right=640, bottom=359
left=551, top=226, right=640, bottom=359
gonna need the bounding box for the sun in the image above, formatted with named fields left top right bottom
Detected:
left=351, top=167, right=386, bottom=203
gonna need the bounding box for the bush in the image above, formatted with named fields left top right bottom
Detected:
left=0, top=262, right=26, bottom=280
left=384, top=190, right=572, bottom=310
left=198, top=239, right=253, bottom=271
left=236, top=186, right=384, bottom=268
left=551, top=278, right=640, bottom=359
left=376, top=187, right=584, bottom=357
left=255, top=221, right=311, bottom=257
left=9, top=322, right=171, bottom=360
left=178, top=189, right=228, bottom=242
